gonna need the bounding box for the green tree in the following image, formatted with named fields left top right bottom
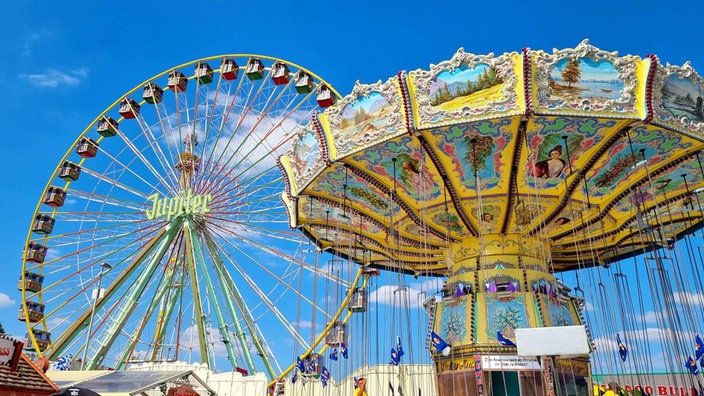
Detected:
left=0, top=322, right=5, bottom=334
left=561, top=59, right=581, bottom=87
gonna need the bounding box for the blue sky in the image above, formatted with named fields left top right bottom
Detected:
left=2, top=0, right=704, bottom=373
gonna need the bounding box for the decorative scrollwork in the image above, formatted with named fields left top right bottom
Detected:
left=323, top=77, right=404, bottom=160
left=408, top=48, right=521, bottom=129
left=286, top=122, right=327, bottom=194
left=532, top=39, right=640, bottom=116
left=650, top=58, right=704, bottom=137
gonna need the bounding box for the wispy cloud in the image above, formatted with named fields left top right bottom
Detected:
left=20, top=68, right=89, bottom=88
left=0, top=293, right=16, bottom=308
left=22, top=30, right=53, bottom=57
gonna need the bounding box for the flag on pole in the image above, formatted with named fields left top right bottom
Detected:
left=321, top=366, right=330, bottom=387
left=329, top=348, right=338, bottom=361
left=497, top=331, right=517, bottom=347
left=296, top=356, right=305, bottom=372
left=617, top=333, right=628, bottom=362
left=391, top=348, right=400, bottom=365
left=696, top=334, right=704, bottom=360
left=430, top=331, right=451, bottom=356
left=686, top=356, right=700, bottom=375
left=340, top=342, right=349, bottom=359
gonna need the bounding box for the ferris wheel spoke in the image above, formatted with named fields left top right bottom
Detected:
left=129, top=113, right=182, bottom=190
left=206, top=219, right=349, bottom=288
left=194, top=72, right=285, bottom=193
left=85, top=147, right=172, bottom=197
left=211, top=165, right=280, bottom=200
left=197, top=79, right=254, bottom=186
left=112, top=130, right=180, bottom=195
left=29, top=220, right=165, bottom=282
left=63, top=189, right=147, bottom=212
left=28, top=226, right=164, bottom=290
left=44, top=226, right=172, bottom=358
left=209, top=231, right=311, bottom=349
left=195, top=75, right=242, bottom=169
left=150, top=258, right=187, bottom=362
left=197, top=118, right=296, bottom=198
left=207, top=224, right=328, bottom=320
left=150, top=96, right=187, bottom=188
left=79, top=166, right=152, bottom=200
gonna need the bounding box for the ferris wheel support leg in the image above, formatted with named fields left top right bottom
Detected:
left=87, top=219, right=183, bottom=370
left=113, top=262, right=181, bottom=369
left=150, top=259, right=186, bottom=361
left=201, top=233, right=261, bottom=376
left=184, top=219, right=240, bottom=368
left=184, top=227, right=210, bottom=368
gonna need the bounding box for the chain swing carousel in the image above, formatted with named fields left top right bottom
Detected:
left=279, top=39, right=704, bottom=396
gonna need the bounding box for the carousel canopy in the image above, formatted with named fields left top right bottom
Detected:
left=279, top=39, right=704, bottom=276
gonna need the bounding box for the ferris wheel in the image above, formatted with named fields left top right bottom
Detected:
left=17, top=55, right=358, bottom=377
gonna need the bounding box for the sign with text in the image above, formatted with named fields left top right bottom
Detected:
left=0, top=335, right=24, bottom=371
left=145, top=189, right=213, bottom=221
left=481, top=355, right=541, bottom=371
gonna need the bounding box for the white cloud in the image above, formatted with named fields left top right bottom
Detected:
left=21, top=68, right=89, bottom=88
left=294, top=320, right=313, bottom=329
left=369, top=278, right=438, bottom=308
left=0, top=293, right=16, bottom=308
left=672, top=291, right=704, bottom=305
